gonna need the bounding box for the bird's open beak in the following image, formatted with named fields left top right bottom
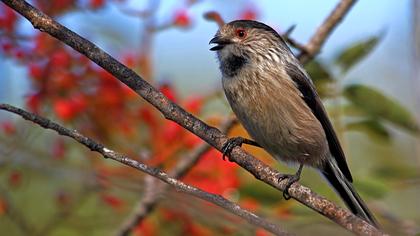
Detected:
left=209, top=36, right=232, bottom=51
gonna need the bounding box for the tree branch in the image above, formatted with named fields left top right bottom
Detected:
left=298, top=0, right=358, bottom=63
left=0, top=0, right=384, bottom=235
left=116, top=118, right=236, bottom=236
left=0, top=103, right=290, bottom=236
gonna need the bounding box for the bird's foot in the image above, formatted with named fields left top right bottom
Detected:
left=221, top=137, right=246, bottom=161
left=277, top=164, right=304, bottom=200
left=277, top=174, right=300, bottom=200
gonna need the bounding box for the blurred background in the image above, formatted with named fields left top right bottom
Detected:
left=0, top=0, right=419, bottom=235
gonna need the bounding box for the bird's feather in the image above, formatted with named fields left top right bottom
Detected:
left=284, top=62, right=353, bottom=182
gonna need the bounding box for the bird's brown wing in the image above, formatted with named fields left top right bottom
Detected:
left=285, top=62, right=353, bottom=182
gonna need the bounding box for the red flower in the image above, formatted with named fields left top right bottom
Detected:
left=71, top=94, right=87, bottom=112
left=50, top=0, right=75, bottom=14
left=255, top=228, right=270, bottom=236
left=122, top=84, right=137, bottom=99
left=50, top=50, right=71, bottom=68
left=34, top=33, right=56, bottom=54
left=55, top=72, right=77, bottom=90
left=133, top=218, right=156, bottom=236
left=184, top=149, right=240, bottom=194
left=26, top=93, right=42, bottom=113
left=139, top=107, right=157, bottom=128
left=173, top=10, right=191, bottom=28
left=89, top=0, right=104, bottom=9
left=14, top=49, right=25, bottom=59
left=241, top=197, right=260, bottom=211
left=0, top=8, right=17, bottom=32
left=183, top=132, right=202, bottom=149
left=184, top=96, right=203, bottom=114
left=239, top=8, right=258, bottom=20
left=99, top=69, right=118, bottom=86
left=101, top=194, right=124, bottom=210
left=53, top=95, right=87, bottom=121
left=122, top=54, right=136, bottom=68
left=29, top=63, right=44, bottom=79
left=1, top=121, right=16, bottom=135
left=185, top=222, right=212, bottom=236
left=1, top=42, right=12, bottom=52
left=162, top=120, right=183, bottom=142
left=53, top=98, right=78, bottom=121
left=99, top=86, right=123, bottom=107
left=159, top=83, right=177, bottom=102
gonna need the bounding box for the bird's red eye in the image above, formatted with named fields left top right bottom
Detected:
left=235, top=29, right=247, bottom=38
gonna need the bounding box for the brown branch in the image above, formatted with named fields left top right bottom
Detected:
left=204, top=11, right=225, bottom=27
left=0, top=0, right=384, bottom=235
left=116, top=118, right=236, bottom=236
left=284, top=36, right=309, bottom=54
left=298, top=0, right=358, bottom=63
left=0, top=103, right=291, bottom=236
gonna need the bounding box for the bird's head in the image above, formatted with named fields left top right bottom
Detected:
left=210, top=20, right=289, bottom=68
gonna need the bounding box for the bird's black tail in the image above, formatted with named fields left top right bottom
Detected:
left=322, top=159, right=379, bottom=227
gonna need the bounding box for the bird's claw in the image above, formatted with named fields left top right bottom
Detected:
left=222, top=137, right=245, bottom=161
left=278, top=173, right=300, bottom=200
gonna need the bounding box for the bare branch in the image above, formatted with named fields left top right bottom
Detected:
left=116, top=118, right=236, bottom=236
left=0, top=103, right=291, bottom=236
left=298, top=0, right=358, bottom=63
left=204, top=11, right=225, bottom=27
left=0, top=1, right=383, bottom=235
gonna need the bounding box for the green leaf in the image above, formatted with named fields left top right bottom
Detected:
left=346, top=119, right=391, bottom=142
left=342, top=104, right=369, bottom=117
left=305, top=60, right=334, bottom=82
left=373, top=165, right=420, bottom=180
left=335, top=35, right=382, bottom=73
left=343, top=84, right=420, bottom=134
left=354, top=178, right=389, bottom=199
left=305, top=60, right=335, bottom=98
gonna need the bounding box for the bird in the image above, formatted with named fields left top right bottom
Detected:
left=209, top=20, right=378, bottom=227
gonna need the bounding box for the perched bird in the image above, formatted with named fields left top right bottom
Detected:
left=210, top=20, right=378, bottom=227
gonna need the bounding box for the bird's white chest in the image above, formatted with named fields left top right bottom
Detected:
left=222, top=71, right=328, bottom=166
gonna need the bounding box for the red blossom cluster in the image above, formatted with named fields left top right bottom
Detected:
left=173, top=9, right=192, bottom=28
left=0, top=7, right=17, bottom=32
left=239, top=7, right=259, bottom=20
left=184, top=149, right=240, bottom=195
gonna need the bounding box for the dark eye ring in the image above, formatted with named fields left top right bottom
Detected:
left=235, top=29, right=246, bottom=38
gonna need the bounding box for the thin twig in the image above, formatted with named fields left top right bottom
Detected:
left=284, top=36, right=309, bottom=54
left=280, top=23, right=307, bottom=53
left=0, top=103, right=291, bottom=236
left=0, top=0, right=383, bottom=235
left=298, top=0, right=358, bottom=63
left=116, top=118, right=236, bottom=236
